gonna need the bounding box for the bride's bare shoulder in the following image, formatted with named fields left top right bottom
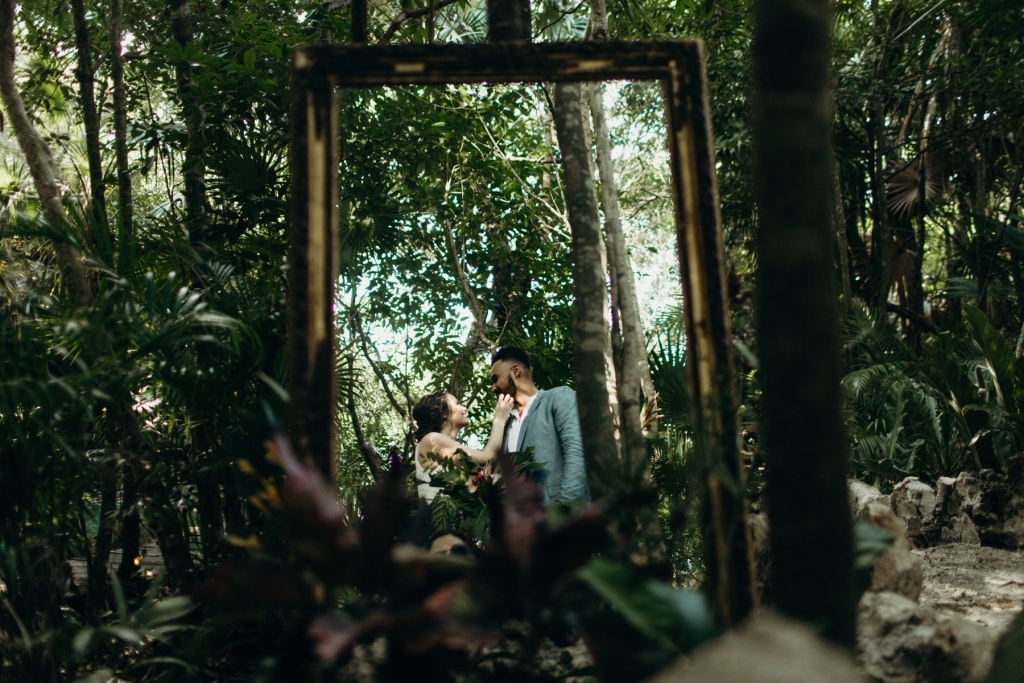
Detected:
left=417, top=431, right=453, bottom=451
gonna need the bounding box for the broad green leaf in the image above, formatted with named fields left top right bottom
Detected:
left=137, top=596, right=195, bottom=628
left=74, top=668, right=114, bottom=683
left=852, top=517, right=895, bottom=570
left=577, top=558, right=679, bottom=650
left=102, top=625, right=144, bottom=647
left=73, top=628, right=95, bottom=659
left=965, top=304, right=1017, bottom=416
left=244, top=49, right=257, bottom=72
left=986, top=610, right=1024, bottom=683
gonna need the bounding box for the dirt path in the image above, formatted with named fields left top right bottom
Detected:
left=914, top=544, right=1024, bottom=634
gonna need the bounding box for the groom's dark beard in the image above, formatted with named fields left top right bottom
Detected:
left=500, top=372, right=517, bottom=401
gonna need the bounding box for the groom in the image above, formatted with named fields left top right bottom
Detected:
left=489, top=346, right=589, bottom=505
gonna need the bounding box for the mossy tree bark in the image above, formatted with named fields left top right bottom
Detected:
left=71, top=0, right=109, bottom=247
left=552, top=82, right=618, bottom=500
left=0, top=0, right=93, bottom=308
left=169, top=0, right=208, bottom=246
left=110, top=0, right=134, bottom=276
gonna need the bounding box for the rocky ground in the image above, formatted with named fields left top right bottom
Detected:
left=850, top=453, right=1024, bottom=683
left=915, top=544, right=1024, bottom=632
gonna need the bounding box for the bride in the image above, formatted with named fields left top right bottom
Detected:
left=412, top=390, right=514, bottom=502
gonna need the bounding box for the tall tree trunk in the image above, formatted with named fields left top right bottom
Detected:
left=0, top=0, right=93, bottom=308
left=906, top=155, right=927, bottom=348
left=71, top=0, right=119, bottom=604
left=194, top=471, right=223, bottom=563
left=70, top=0, right=109, bottom=252
left=116, top=467, right=141, bottom=585
left=110, top=0, right=134, bottom=276
left=868, top=101, right=891, bottom=318
left=106, top=0, right=143, bottom=591
left=753, top=0, right=855, bottom=648
left=114, top=398, right=194, bottom=588
left=551, top=82, right=618, bottom=500
left=87, top=459, right=117, bottom=614
left=193, top=431, right=225, bottom=565
left=168, top=0, right=207, bottom=246
left=587, top=83, right=656, bottom=457
left=833, top=162, right=853, bottom=304
left=585, top=78, right=665, bottom=565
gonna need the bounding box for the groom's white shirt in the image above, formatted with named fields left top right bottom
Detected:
left=506, top=393, right=538, bottom=451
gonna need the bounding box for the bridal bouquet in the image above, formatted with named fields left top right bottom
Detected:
left=421, top=447, right=544, bottom=539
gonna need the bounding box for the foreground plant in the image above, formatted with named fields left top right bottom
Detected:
left=192, top=433, right=715, bottom=682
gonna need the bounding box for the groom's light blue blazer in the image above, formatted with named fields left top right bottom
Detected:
left=502, top=387, right=590, bottom=505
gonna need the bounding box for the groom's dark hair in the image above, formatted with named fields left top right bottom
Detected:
left=491, top=345, right=530, bottom=371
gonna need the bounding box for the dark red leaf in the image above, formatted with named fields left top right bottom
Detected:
left=497, top=450, right=545, bottom=576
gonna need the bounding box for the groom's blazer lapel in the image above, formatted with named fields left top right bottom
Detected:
left=516, top=389, right=546, bottom=448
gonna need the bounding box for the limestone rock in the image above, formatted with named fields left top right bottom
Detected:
left=925, top=474, right=981, bottom=547
left=850, top=479, right=891, bottom=517
left=647, top=612, right=865, bottom=683
left=859, top=501, right=923, bottom=601
left=857, top=591, right=997, bottom=683
left=970, top=454, right=1024, bottom=549
left=891, top=478, right=937, bottom=547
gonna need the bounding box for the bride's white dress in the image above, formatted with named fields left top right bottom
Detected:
left=414, top=443, right=442, bottom=502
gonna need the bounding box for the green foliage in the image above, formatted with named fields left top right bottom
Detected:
left=985, top=609, right=1024, bottom=683
left=576, top=558, right=715, bottom=654
left=851, top=517, right=896, bottom=601
left=842, top=302, right=1024, bottom=488
left=187, top=435, right=717, bottom=682
left=1, top=0, right=1022, bottom=678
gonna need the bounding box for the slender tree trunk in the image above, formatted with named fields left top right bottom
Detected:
left=586, top=82, right=666, bottom=566
left=87, top=460, right=117, bottom=614
left=70, top=0, right=109, bottom=250
left=110, top=0, right=134, bottom=276
left=552, top=82, right=618, bottom=500
left=168, top=0, right=207, bottom=246
left=868, top=102, right=891, bottom=318
left=193, top=430, right=225, bottom=565
left=116, top=468, right=141, bottom=585
left=753, top=0, right=855, bottom=648
left=71, top=0, right=120, bottom=600
left=194, top=472, right=223, bottom=563
left=0, top=0, right=93, bottom=307
left=907, top=157, right=927, bottom=349
left=588, top=83, right=656, bottom=451
left=833, top=162, right=853, bottom=304
left=221, top=473, right=247, bottom=535
left=115, top=399, right=194, bottom=588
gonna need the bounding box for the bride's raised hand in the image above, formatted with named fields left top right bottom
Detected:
left=493, top=393, right=515, bottom=423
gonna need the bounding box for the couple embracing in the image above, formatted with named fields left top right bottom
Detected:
left=412, top=346, right=590, bottom=507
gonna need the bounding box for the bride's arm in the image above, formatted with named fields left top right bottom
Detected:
left=474, top=395, right=514, bottom=463
left=418, top=395, right=514, bottom=465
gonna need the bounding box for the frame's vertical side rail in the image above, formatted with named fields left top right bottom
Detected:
left=288, top=51, right=339, bottom=480
left=665, top=42, right=756, bottom=627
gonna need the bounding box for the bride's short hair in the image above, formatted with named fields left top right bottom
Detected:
left=413, top=390, right=450, bottom=442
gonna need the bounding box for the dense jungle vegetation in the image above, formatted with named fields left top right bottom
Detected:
left=0, top=0, right=1022, bottom=680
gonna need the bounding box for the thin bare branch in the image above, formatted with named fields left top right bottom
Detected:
left=351, top=305, right=413, bottom=424
left=443, top=219, right=494, bottom=347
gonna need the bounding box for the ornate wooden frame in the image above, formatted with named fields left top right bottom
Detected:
left=287, top=40, right=753, bottom=621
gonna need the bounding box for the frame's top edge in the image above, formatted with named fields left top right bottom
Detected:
left=291, top=39, right=702, bottom=83
left=293, top=39, right=700, bottom=55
